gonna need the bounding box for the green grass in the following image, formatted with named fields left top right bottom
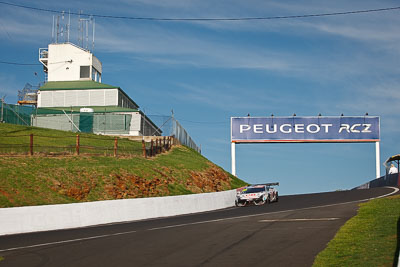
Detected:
left=313, top=195, right=400, bottom=267
left=0, top=123, right=247, bottom=208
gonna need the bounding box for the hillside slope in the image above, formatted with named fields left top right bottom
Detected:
left=0, top=123, right=247, bottom=208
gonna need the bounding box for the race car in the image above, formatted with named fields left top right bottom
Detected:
left=235, top=183, right=279, bottom=207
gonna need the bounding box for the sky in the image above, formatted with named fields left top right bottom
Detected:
left=0, top=0, right=399, bottom=195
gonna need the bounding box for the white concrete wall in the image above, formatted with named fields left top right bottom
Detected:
left=0, top=190, right=236, bottom=236
left=47, top=43, right=102, bottom=82
left=129, top=112, right=141, bottom=135
left=126, top=113, right=161, bottom=136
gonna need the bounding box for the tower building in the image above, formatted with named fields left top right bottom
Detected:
left=34, top=42, right=160, bottom=136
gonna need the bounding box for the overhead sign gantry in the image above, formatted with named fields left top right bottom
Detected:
left=231, top=116, right=381, bottom=178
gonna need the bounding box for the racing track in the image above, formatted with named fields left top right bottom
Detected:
left=0, top=187, right=398, bottom=267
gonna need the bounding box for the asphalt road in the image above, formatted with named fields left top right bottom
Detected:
left=0, top=187, right=397, bottom=267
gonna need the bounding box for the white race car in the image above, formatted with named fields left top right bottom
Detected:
left=235, top=183, right=279, bottom=207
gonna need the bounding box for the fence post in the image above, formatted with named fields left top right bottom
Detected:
left=142, top=139, right=147, bottom=158
left=29, top=134, right=33, bottom=156
left=150, top=140, right=154, bottom=157
left=114, top=138, right=118, bottom=157
left=76, top=135, right=80, bottom=155
left=163, top=136, right=166, bottom=151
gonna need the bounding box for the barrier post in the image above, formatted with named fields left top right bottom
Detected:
left=76, top=135, right=80, bottom=155
left=376, top=141, right=380, bottom=179
left=29, top=134, right=33, bottom=156
left=163, top=136, right=166, bottom=151
left=114, top=138, right=118, bottom=157
left=150, top=140, right=154, bottom=157
left=142, top=139, right=147, bottom=158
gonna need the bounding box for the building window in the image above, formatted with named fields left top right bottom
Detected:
left=80, top=66, right=90, bottom=79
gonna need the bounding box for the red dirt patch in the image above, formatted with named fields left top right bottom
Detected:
left=104, top=173, right=174, bottom=199
left=48, top=165, right=233, bottom=201
left=186, top=166, right=231, bottom=193
left=0, top=189, right=14, bottom=203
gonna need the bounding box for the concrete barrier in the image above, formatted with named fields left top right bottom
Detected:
left=0, top=190, right=237, bottom=236
left=353, top=173, right=400, bottom=190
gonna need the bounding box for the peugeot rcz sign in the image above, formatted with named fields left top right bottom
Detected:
left=231, top=116, right=380, bottom=143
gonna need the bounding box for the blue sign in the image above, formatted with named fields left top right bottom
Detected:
left=231, top=116, right=380, bottom=143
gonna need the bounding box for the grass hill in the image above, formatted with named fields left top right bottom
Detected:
left=0, top=123, right=247, bottom=208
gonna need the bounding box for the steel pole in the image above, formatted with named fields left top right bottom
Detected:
left=231, top=142, right=236, bottom=176
left=375, top=141, right=380, bottom=179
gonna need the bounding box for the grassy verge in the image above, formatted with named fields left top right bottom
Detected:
left=0, top=124, right=247, bottom=208
left=313, top=194, right=400, bottom=267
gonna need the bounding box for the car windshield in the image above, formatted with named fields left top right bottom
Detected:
left=243, top=187, right=265, bottom=193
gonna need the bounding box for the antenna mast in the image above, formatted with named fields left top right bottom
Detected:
left=52, top=11, right=70, bottom=44
left=78, top=11, right=95, bottom=52
left=67, top=10, right=71, bottom=43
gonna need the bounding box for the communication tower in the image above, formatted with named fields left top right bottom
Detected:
left=78, top=11, right=96, bottom=52
left=52, top=11, right=71, bottom=44
left=50, top=10, right=95, bottom=52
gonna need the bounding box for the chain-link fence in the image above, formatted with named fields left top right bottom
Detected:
left=0, top=102, right=200, bottom=153
left=0, top=101, right=33, bottom=126
left=148, top=115, right=201, bottom=153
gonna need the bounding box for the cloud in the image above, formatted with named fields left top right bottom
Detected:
left=3, top=0, right=399, bottom=81
left=94, top=20, right=298, bottom=72
left=333, top=81, right=400, bottom=135
left=2, top=1, right=400, bottom=103
left=0, top=7, right=51, bottom=44
left=87, top=1, right=400, bottom=89
left=167, top=82, right=288, bottom=112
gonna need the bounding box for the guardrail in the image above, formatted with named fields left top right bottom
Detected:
left=0, top=190, right=237, bottom=236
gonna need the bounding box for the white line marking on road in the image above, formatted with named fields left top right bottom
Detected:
left=259, top=218, right=340, bottom=222
left=0, top=230, right=137, bottom=253
left=1, top=186, right=398, bottom=253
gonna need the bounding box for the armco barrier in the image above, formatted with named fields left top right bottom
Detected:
left=0, top=190, right=237, bottom=236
